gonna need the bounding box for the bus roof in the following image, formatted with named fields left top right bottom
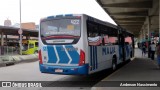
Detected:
left=40, top=14, right=117, bottom=29
left=40, top=14, right=83, bottom=21
left=40, top=14, right=133, bottom=36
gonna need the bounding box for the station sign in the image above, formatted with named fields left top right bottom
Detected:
left=18, top=29, right=23, bottom=35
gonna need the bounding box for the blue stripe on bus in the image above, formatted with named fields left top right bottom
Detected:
left=93, top=46, right=95, bottom=70
left=95, top=46, right=98, bottom=69
left=65, top=46, right=79, bottom=64
left=95, top=46, right=97, bottom=70
left=90, top=46, right=93, bottom=71
left=119, top=45, right=122, bottom=60
left=56, top=46, right=70, bottom=64
left=47, top=46, right=57, bottom=63
left=90, top=46, right=99, bottom=71
left=92, top=46, right=94, bottom=70
left=126, top=45, right=129, bottom=57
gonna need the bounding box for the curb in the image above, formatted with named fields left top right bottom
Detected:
left=0, top=54, right=38, bottom=67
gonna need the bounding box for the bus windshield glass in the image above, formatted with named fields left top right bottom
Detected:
left=40, top=19, right=81, bottom=38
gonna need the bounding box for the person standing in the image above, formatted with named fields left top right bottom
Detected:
left=150, top=42, right=156, bottom=60
left=142, top=42, right=146, bottom=57
left=156, top=42, right=160, bottom=69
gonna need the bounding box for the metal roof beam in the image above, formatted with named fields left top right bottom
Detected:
left=121, top=25, right=142, bottom=27
left=110, top=10, right=148, bottom=16
left=115, top=17, right=145, bottom=21
left=118, top=22, right=144, bottom=25
left=102, top=1, right=152, bottom=9
left=116, top=20, right=144, bottom=23
left=122, top=27, right=142, bottom=29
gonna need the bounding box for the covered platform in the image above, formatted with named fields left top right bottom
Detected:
left=92, top=1, right=160, bottom=89
left=0, top=25, right=38, bottom=46
left=92, top=49, right=160, bottom=90
left=0, top=26, right=38, bottom=37
left=96, top=0, right=159, bottom=38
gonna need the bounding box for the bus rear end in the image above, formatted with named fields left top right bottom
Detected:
left=39, top=14, right=88, bottom=75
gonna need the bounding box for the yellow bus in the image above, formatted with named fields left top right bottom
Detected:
left=22, top=40, right=38, bottom=55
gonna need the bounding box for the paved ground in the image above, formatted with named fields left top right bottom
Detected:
left=0, top=54, right=38, bottom=67
left=0, top=60, right=115, bottom=90
left=92, top=48, right=160, bottom=90
left=0, top=48, right=159, bottom=90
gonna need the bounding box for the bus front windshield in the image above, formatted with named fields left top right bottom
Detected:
left=41, top=19, right=81, bottom=37
left=40, top=18, right=81, bottom=44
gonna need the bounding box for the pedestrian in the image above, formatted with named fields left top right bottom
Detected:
left=150, top=42, right=156, bottom=60
left=156, top=42, right=160, bottom=69
left=142, top=42, right=146, bottom=57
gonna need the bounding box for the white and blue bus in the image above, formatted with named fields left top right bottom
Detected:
left=38, top=14, right=134, bottom=75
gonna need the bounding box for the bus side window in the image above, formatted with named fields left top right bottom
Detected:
left=102, top=37, right=105, bottom=45
left=103, top=35, right=109, bottom=45
left=88, top=33, right=101, bottom=46
left=87, top=21, right=101, bottom=46
left=29, top=44, right=34, bottom=49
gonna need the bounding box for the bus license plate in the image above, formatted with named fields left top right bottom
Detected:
left=55, top=69, right=63, bottom=73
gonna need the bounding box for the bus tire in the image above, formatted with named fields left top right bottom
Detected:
left=112, top=56, right=117, bottom=71
left=130, top=51, right=132, bottom=58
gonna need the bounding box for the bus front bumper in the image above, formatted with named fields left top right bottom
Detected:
left=39, top=64, right=89, bottom=75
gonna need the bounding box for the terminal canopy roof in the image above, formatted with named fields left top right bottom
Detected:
left=97, top=0, right=159, bottom=37
left=0, top=26, right=38, bottom=37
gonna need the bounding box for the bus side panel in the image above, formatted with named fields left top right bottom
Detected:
left=82, top=15, right=89, bottom=64
left=88, top=45, right=119, bottom=74
left=118, top=44, right=131, bottom=62
left=117, top=45, right=123, bottom=64
left=125, top=44, right=132, bottom=60
left=114, top=45, right=120, bottom=63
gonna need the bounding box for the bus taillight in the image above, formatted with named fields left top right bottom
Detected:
left=79, top=50, right=85, bottom=66
left=38, top=50, right=43, bottom=64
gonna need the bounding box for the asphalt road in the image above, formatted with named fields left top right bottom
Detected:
left=0, top=61, right=115, bottom=90
left=0, top=49, right=141, bottom=90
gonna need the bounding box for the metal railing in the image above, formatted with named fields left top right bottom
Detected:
left=0, top=46, right=19, bottom=56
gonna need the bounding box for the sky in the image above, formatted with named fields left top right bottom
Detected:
left=0, top=0, right=116, bottom=25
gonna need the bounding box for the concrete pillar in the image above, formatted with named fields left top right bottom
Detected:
left=26, top=36, right=30, bottom=40
left=141, top=29, right=143, bottom=42
left=142, top=28, right=145, bottom=42
left=147, top=16, right=150, bottom=41
left=147, top=16, right=151, bottom=58
left=159, top=0, right=160, bottom=42
left=142, top=29, right=143, bottom=41
left=5, top=35, right=7, bottom=46
left=143, top=28, right=146, bottom=41
left=1, top=32, right=4, bottom=46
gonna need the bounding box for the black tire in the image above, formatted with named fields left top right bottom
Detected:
left=130, top=51, right=132, bottom=58
left=112, top=57, right=117, bottom=71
